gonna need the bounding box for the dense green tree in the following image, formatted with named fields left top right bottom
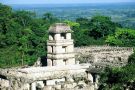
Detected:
left=76, top=17, right=89, bottom=29
left=128, top=52, right=135, bottom=64
left=64, top=20, right=80, bottom=28
left=0, top=3, right=49, bottom=68
left=13, top=10, right=35, bottom=28
left=76, top=17, right=89, bottom=25
left=0, top=3, right=12, bottom=33
left=43, top=12, right=59, bottom=25
left=88, top=16, right=116, bottom=39
left=105, top=35, right=123, bottom=46
left=106, top=28, right=135, bottom=46
left=64, top=20, right=105, bottom=46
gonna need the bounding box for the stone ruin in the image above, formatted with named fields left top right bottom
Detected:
left=0, top=23, right=134, bottom=90
left=75, top=46, right=133, bottom=67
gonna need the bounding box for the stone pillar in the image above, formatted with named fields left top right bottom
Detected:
left=23, top=83, right=30, bottom=90
left=87, top=73, right=93, bottom=83
left=94, top=74, right=100, bottom=89
left=54, top=34, right=60, bottom=40
left=36, top=81, right=44, bottom=88
left=47, top=46, right=53, bottom=53
left=27, top=84, right=30, bottom=90
left=49, top=35, right=53, bottom=40
left=94, top=55, right=98, bottom=63
left=31, top=82, right=36, bottom=90
left=47, top=59, right=52, bottom=66
left=95, top=75, right=100, bottom=84
left=13, top=81, right=19, bottom=90
left=89, top=84, right=95, bottom=90
left=8, top=79, right=13, bottom=90
left=66, top=33, right=71, bottom=40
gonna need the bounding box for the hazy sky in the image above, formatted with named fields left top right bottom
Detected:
left=1, top=0, right=135, bottom=4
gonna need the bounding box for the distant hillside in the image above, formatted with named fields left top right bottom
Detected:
left=9, top=3, right=135, bottom=29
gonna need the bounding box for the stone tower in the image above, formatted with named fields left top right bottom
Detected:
left=47, top=23, right=75, bottom=66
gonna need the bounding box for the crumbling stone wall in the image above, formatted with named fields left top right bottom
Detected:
left=0, top=64, right=94, bottom=90
left=75, top=46, right=134, bottom=67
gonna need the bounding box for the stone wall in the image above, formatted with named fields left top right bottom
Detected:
left=0, top=78, right=9, bottom=90
left=0, top=64, right=94, bottom=90
left=75, top=46, right=134, bottom=67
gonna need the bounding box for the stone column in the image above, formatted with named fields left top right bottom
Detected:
left=66, top=33, right=71, bottom=40
left=95, top=75, right=100, bottom=84
left=54, top=34, right=60, bottom=40
left=94, top=74, right=100, bottom=89
left=47, top=59, right=52, bottom=66
left=8, top=79, right=13, bottom=90
left=49, top=35, right=54, bottom=40
left=47, top=46, right=53, bottom=53
left=36, top=81, right=44, bottom=88
left=27, top=83, right=30, bottom=90
left=94, top=55, right=98, bottom=63
left=87, top=73, right=93, bottom=83
left=31, top=82, right=36, bottom=90
left=22, top=83, right=30, bottom=90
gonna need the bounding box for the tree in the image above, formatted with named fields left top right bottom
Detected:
left=76, top=17, right=89, bottom=29
left=105, top=35, right=123, bottom=46
left=0, top=3, right=12, bottom=34
left=13, top=10, right=35, bottom=28
left=128, top=52, right=135, bottom=64
left=106, top=28, right=135, bottom=46
left=99, top=52, right=135, bottom=90
left=64, top=20, right=80, bottom=28
left=89, top=15, right=116, bottom=39
left=43, top=12, right=59, bottom=25
left=0, top=3, right=50, bottom=68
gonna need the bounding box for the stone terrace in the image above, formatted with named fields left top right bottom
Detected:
left=75, top=45, right=134, bottom=67
left=0, top=64, right=90, bottom=83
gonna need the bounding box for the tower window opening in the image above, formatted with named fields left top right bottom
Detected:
left=62, top=46, right=67, bottom=53
left=63, top=59, right=67, bottom=65
left=61, top=33, right=66, bottom=39
left=52, top=59, right=54, bottom=66
left=118, top=57, right=122, bottom=62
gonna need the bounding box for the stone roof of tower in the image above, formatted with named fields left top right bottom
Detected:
left=49, top=23, right=72, bottom=33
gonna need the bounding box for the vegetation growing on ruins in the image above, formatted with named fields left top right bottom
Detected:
left=99, top=52, right=135, bottom=90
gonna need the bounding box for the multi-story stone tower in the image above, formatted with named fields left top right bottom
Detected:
left=47, top=23, right=75, bottom=66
